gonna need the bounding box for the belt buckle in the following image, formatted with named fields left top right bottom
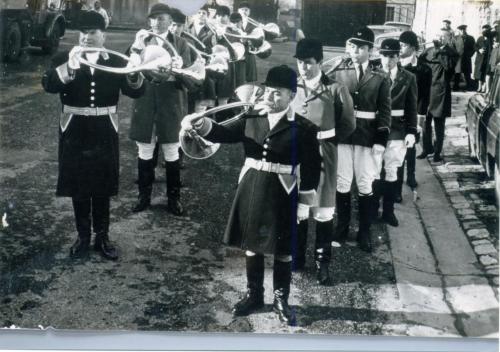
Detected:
left=254, top=160, right=263, bottom=170
left=84, top=108, right=91, bottom=116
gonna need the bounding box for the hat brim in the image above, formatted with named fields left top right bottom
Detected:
left=347, top=38, right=373, bottom=47
left=379, top=49, right=400, bottom=55
left=148, top=10, right=171, bottom=18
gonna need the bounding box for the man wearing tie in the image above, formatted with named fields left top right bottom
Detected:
left=328, top=26, right=391, bottom=253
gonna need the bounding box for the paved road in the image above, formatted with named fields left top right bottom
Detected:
left=0, top=30, right=497, bottom=337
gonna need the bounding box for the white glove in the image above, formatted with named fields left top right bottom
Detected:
left=131, top=29, right=150, bottom=51
left=254, top=103, right=271, bottom=116
left=372, top=144, right=385, bottom=156
left=180, top=112, right=206, bottom=131
left=404, top=134, right=416, bottom=148
left=68, top=46, right=83, bottom=70
left=126, top=52, right=142, bottom=69
left=172, top=56, right=183, bottom=69
left=297, top=203, right=310, bottom=222
left=216, top=27, right=226, bottom=38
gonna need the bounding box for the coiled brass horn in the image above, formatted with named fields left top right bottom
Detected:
left=179, top=84, right=264, bottom=159
left=246, top=17, right=280, bottom=41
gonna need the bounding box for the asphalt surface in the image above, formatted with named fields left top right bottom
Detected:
left=0, top=30, right=497, bottom=337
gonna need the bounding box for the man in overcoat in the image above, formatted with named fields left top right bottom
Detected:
left=453, top=25, right=476, bottom=91
left=373, top=39, right=417, bottom=227
left=417, top=29, right=458, bottom=162
left=128, top=3, right=192, bottom=215
left=290, top=38, right=355, bottom=284
left=182, top=65, right=322, bottom=325
left=328, top=26, right=392, bottom=253
left=397, top=31, right=432, bottom=196
left=41, top=11, right=145, bottom=259
left=237, top=2, right=258, bottom=83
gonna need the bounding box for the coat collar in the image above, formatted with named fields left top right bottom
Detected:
left=391, top=65, right=405, bottom=92
left=266, top=108, right=295, bottom=138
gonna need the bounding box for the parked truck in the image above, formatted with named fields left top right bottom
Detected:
left=0, top=0, right=66, bottom=62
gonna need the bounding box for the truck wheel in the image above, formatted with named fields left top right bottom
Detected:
left=2, top=22, right=22, bottom=62
left=42, top=25, right=61, bottom=55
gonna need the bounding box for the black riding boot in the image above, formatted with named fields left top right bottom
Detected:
left=70, top=197, right=91, bottom=258
left=292, top=220, right=308, bottom=271
left=92, top=196, right=118, bottom=260
left=334, top=192, right=351, bottom=243
left=372, top=179, right=383, bottom=218
left=406, top=146, right=418, bottom=188
left=382, top=181, right=399, bottom=227
left=132, top=158, right=155, bottom=213
left=395, top=164, right=404, bottom=203
left=165, top=160, right=184, bottom=216
left=232, top=254, right=265, bottom=316
left=273, top=259, right=294, bottom=325
left=357, top=194, right=373, bottom=253
left=314, top=220, right=333, bottom=285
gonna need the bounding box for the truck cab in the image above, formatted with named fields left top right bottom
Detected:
left=1, top=0, right=66, bottom=61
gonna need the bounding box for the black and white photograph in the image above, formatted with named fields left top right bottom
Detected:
left=0, top=0, right=499, bottom=348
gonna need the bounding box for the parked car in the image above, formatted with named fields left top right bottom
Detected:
left=465, top=63, right=500, bottom=205
left=371, top=30, right=426, bottom=58
left=383, top=21, right=412, bottom=32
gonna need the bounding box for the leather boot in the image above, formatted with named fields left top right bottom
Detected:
left=314, top=220, right=333, bottom=285
left=273, top=259, right=294, bottom=325
left=334, top=192, right=351, bottom=243
left=92, top=197, right=118, bottom=260
left=395, top=164, right=404, bottom=203
left=357, top=194, right=373, bottom=253
left=292, top=220, right=308, bottom=271
left=382, top=181, right=399, bottom=227
left=406, top=146, right=418, bottom=188
left=372, top=179, right=383, bottom=218
left=178, top=147, right=186, bottom=170
left=232, top=254, right=265, bottom=316
left=165, top=160, right=184, bottom=216
left=132, top=158, right=155, bottom=213
left=70, top=197, right=91, bottom=258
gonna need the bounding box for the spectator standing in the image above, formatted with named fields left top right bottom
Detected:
left=474, top=24, right=493, bottom=93
left=453, top=25, right=475, bottom=91
left=93, top=1, right=110, bottom=28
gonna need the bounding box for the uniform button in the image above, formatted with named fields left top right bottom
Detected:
left=90, top=96, right=95, bottom=101
left=91, top=89, right=95, bottom=93
left=354, top=105, right=358, bottom=109
left=265, top=138, right=270, bottom=142
left=90, top=103, right=95, bottom=107
left=91, top=82, right=96, bottom=86
left=262, top=158, right=267, bottom=162
left=263, top=144, right=268, bottom=149
left=355, top=91, right=359, bottom=95
left=263, top=151, right=267, bottom=156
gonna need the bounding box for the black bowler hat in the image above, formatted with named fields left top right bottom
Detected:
left=77, top=10, right=106, bottom=31
left=399, top=31, right=419, bottom=50
left=294, top=38, right=323, bottom=62
left=170, top=8, right=186, bottom=24
left=348, top=26, right=374, bottom=47
left=379, top=38, right=400, bottom=55
left=230, top=12, right=242, bottom=23
left=216, top=5, right=231, bottom=17
left=148, top=3, right=171, bottom=18
left=263, top=65, right=298, bottom=93
left=238, top=1, right=250, bottom=9
left=457, top=24, right=467, bottom=30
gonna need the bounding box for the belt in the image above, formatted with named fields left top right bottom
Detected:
left=63, top=105, right=117, bottom=116
left=244, top=158, right=295, bottom=175
left=317, top=128, right=336, bottom=140
left=354, top=110, right=376, bottom=119
left=391, top=109, right=405, bottom=117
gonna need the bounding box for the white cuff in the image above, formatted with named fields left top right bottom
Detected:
left=55, top=63, right=75, bottom=84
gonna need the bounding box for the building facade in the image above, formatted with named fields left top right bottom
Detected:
left=386, top=0, right=416, bottom=24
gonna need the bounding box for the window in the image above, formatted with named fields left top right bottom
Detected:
left=386, top=7, right=395, bottom=22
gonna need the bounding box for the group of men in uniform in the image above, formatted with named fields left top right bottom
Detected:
left=42, top=2, right=442, bottom=326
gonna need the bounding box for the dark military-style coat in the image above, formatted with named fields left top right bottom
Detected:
left=291, top=73, right=355, bottom=207
left=42, top=50, right=145, bottom=197
left=387, top=65, right=418, bottom=140
left=329, top=59, right=392, bottom=147
left=202, top=109, right=321, bottom=255
left=129, top=33, right=193, bottom=144
left=454, top=33, right=475, bottom=75
left=474, top=34, right=492, bottom=80
left=242, top=20, right=258, bottom=83
left=420, top=44, right=458, bottom=118
left=402, top=58, right=432, bottom=116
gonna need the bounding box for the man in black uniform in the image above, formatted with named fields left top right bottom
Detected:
left=328, top=27, right=391, bottom=253
left=395, top=31, right=432, bottom=198
left=182, top=65, right=322, bottom=325
left=42, top=11, right=145, bottom=259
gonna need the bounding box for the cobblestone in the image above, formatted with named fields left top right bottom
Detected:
left=487, top=268, right=499, bottom=276
left=480, top=255, right=499, bottom=266
left=467, top=228, right=490, bottom=239
left=457, top=208, right=475, bottom=216
left=449, top=195, right=468, bottom=203
left=463, top=221, right=486, bottom=230
left=460, top=215, right=479, bottom=221
left=472, top=239, right=493, bottom=246
left=493, top=278, right=499, bottom=286
left=474, top=244, right=498, bottom=256
left=452, top=202, right=471, bottom=209
left=443, top=180, right=460, bottom=189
